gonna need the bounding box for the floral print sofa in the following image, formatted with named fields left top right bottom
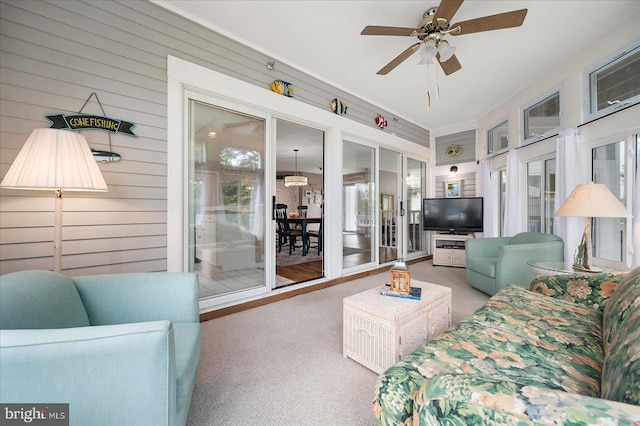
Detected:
left=373, top=267, right=640, bottom=425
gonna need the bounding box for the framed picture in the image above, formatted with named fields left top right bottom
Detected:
left=445, top=181, right=461, bottom=198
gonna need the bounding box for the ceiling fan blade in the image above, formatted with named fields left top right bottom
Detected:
left=438, top=53, right=462, bottom=76
left=433, top=0, right=464, bottom=25
left=377, top=43, right=422, bottom=75
left=361, top=26, right=417, bottom=36
left=450, top=9, right=527, bottom=35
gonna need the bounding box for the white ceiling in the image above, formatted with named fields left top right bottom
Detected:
left=157, top=0, right=640, bottom=133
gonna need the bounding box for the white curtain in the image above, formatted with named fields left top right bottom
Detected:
left=503, top=149, right=520, bottom=236
left=554, top=128, right=585, bottom=263
left=477, top=159, right=497, bottom=237
left=632, top=135, right=639, bottom=267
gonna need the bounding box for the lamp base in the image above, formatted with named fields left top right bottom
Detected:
left=572, top=264, right=602, bottom=273
left=572, top=217, right=601, bottom=273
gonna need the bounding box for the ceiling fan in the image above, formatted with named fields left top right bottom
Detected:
left=361, top=0, right=527, bottom=76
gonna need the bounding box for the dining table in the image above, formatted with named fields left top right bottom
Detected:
left=286, top=216, right=322, bottom=256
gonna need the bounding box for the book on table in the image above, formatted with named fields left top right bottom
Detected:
left=380, top=286, right=422, bottom=300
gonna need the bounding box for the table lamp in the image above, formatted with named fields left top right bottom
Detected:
left=555, top=182, right=630, bottom=272
left=1, top=128, right=108, bottom=272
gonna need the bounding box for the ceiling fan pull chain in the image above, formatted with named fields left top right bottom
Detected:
left=426, top=64, right=431, bottom=111
left=435, top=65, right=440, bottom=101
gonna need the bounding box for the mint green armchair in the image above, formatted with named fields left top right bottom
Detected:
left=465, top=232, right=563, bottom=295
left=0, top=270, right=202, bottom=426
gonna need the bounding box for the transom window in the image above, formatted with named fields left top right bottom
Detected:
left=588, top=44, right=640, bottom=119
left=523, top=92, right=561, bottom=143
left=487, top=120, right=508, bottom=155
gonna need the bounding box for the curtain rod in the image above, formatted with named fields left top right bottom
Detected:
left=515, top=134, right=557, bottom=150
left=577, top=102, right=637, bottom=128
left=476, top=103, right=638, bottom=164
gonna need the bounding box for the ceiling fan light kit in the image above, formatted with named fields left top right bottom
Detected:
left=361, top=0, right=528, bottom=79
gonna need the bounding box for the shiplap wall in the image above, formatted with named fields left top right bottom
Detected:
left=434, top=172, right=476, bottom=198
left=0, top=0, right=429, bottom=275
left=435, top=129, right=475, bottom=166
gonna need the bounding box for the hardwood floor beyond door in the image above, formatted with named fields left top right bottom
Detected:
left=276, top=261, right=323, bottom=283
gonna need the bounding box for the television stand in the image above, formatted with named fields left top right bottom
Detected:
left=432, top=233, right=474, bottom=268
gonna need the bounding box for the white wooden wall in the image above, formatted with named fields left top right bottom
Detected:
left=0, top=0, right=429, bottom=275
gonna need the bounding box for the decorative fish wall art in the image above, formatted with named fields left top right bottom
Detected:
left=270, top=80, right=293, bottom=97
left=331, top=98, right=348, bottom=116
left=375, top=115, right=388, bottom=128
left=91, top=148, right=121, bottom=162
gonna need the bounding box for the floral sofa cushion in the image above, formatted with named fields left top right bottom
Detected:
left=529, top=272, right=624, bottom=312
left=373, top=285, right=604, bottom=425
left=414, top=374, right=640, bottom=425
left=373, top=268, right=640, bottom=426
left=601, top=267, right=640, bottom=404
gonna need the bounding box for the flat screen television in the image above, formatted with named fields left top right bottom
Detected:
left=422, top=197, right=484, bottom=234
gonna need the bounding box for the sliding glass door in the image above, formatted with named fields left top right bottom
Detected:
left=406, top=157, right=427, bottom=257
left=343, top=140, right=376, bottom=269
left=188, top=100, right=266, bottom=302
left=274, top=119, right=324, bottom=287
left=379, top=148, right=399, bottom=264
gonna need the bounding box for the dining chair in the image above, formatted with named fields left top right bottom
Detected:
left=294, top=205, right=308, bottom=230
left=275, top=204, right=303, bottom=255
left=306, top=219, right=322, bottom=255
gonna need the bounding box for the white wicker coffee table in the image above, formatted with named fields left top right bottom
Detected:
left=342, top=280, right=452, bottom=374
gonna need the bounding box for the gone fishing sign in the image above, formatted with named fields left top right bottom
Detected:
left=45, top=92, right=135, bottom=162
left=46, top=113, right=135, bottom=136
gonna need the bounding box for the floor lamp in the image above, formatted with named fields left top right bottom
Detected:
left=1, top=128, right=108, bottom=272
left=555, top=182, right=631, bottom=272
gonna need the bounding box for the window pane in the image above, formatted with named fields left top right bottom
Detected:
left=527, top=159, right=555, bottom=234
left=343, top=141, right=375, bottom=268
left=189, top=101, right=265, bottom=300
left=524, top=92, right=560, bottom=140
left=488, top=120, right=508, bottom=154
left=592, top=142, right=625, bottom=262
left=499, top=170, right=506, bottom=237
left=527, top=161, right=542, bottom=232
left=379, top=148, right=399, bottom=263
left=544, top=158, right=556, bottom=234
left=407, top=158, right=426, bottom=254
left=590, top=45, right=640, bottom=113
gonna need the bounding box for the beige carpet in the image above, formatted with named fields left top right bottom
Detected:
left=187, top=259, right=489, bottom=426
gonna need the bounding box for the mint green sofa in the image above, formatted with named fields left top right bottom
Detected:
left=374, top=267, right=640, bottom=425
left=0, top=270, right=202, bottom=426
left=465, top=232, right=564, bottom=295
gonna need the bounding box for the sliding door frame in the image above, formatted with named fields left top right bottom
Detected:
left=167, top=56, right=433, bottom=313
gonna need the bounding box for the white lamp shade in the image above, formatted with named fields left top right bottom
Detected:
left=284, top=175, right=308, bottom=187
left=437, top=41, right=456, bottom=62
left=1, top=128, right=108, bottom=192
left=418, top=39, right=437, bottom=65
left=555, top=182, right=630, bottom=218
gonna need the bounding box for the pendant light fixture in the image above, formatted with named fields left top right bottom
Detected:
left=284, top=149, right=308, bottom=187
